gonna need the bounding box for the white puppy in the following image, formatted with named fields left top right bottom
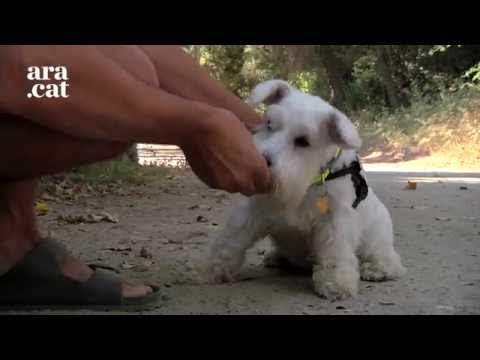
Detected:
left=206, top=80, right=407, bottom=300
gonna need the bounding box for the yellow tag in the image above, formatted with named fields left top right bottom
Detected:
left=316, top=196, right=330, bottom=215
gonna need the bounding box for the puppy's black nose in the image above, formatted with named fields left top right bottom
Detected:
left=263, top=154, right=272, bottom=167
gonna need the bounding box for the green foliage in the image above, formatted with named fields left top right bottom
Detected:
left=197, top=45, right=250, bottom=97
left=190, top=45, right=480, bottom=103
left=464, top=62, right=480, bottom=86
left=356, top=86, right=480, bottom=143
left=71, top=158, right=170, bottom=185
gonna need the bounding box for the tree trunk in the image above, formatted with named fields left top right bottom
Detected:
left=375, top=46, right=408, bottom=108
left=317, top=46, right=348, bottom=107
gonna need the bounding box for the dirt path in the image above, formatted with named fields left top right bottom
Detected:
left=3, top=166, right=480, bottom=315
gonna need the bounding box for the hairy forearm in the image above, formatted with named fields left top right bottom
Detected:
left=0, top=45, right=216, bottom=145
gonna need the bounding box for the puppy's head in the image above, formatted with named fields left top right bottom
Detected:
left=249, top=80, right=362, bottom=207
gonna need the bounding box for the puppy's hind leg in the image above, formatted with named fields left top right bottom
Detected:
left=207, top=198, right=267, bottom=283
left=359, top=210, right=407, bottom=282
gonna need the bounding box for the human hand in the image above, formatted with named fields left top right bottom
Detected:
left=180, top=108, right=272, bottom=196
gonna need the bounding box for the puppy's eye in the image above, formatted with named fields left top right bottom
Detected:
left=294, top=136, right=310, bottom=148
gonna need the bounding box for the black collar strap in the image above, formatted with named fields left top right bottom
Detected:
left=325, top=160, right=369, bottom=209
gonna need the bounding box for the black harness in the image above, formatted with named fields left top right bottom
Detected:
left=325, top=160, right=369, bottom=209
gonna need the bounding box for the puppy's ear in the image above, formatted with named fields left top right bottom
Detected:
left=327, top=111, right=362, bottom=149
left=247, top=80, right=291, bottom=107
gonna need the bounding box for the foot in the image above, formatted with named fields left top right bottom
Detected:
left=0, top=238, right=161, bottom=309
left=60, top=253, right=152, bottom=298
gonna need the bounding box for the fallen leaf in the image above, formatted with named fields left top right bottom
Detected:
left=90, top=263, right=119, bottom=273
left=139, top=247, right=153, bottom=259
left=405, top=181, right=417, bottom=190
left=208, top=224, right=220, bottom=230
left=86, top=214, right=104, bottom=223
left=133, top=261, right=151, bottom=272
left=379, top=301, right=396, bottom=306
left=57, top=214, right=86, bottom=224
left=410, top=205, right=428, bottom=210
left=104, top=245, right=132, bottom=252
left=188, top=205, right=200, bottom=210
left=167, top=239, right=182, bottom=244
left=35, top=202, right=49, bottom=216
left=86, top=211, right=119, bottom=224
left=187, top=231, right=208, bottom=239
left=142, top=260, right=153, bottom=267
left=120, top=261, right=135, bottom=270
left=98, top=211, right=119, bottom=223
left=196, top=215, right=208, bottom=223
left=41, top=193, right=56, bottom=201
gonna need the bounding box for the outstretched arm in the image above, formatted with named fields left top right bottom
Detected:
left=0, top=45, right=272, bottom=195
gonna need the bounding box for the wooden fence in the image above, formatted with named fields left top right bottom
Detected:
left=137, top=144, right=188, bottom=168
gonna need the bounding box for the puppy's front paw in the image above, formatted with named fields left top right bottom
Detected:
left=360, top=261, right=407, bottom=282
left=312, top=265, right=359, bottom=300
left=199, top=251, right=243, bottom=284
left=210, top=261, right=240, bottom=283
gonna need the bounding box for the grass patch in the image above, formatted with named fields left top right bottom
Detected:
left=69, top=158, right=171, bottom=186
left=354, top=87, right=480, bottom=155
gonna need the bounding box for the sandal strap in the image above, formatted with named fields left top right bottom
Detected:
left=0, top=239, right=123, bottom=306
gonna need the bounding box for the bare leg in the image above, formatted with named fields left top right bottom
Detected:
left=0, top=114, right=130, bottom=181
left=0, top=46, right=163, bottom=297
left=0, top=180, right=41, bottom=275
